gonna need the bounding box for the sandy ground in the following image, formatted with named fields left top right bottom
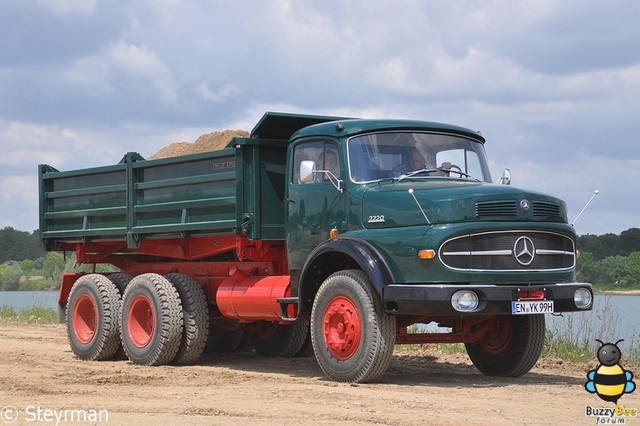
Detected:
left=0, top=324, right=638, bottom=426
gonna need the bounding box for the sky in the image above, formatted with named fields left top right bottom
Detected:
left=1, top=0, right=639, bottom=236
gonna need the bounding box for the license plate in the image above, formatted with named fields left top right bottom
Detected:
left=511, top=300, right=554, bottom=315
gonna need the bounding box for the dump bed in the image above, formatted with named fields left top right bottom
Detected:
left=39, top=142, right=291, bottom=249
left=40, top=147, right=246, bottom=250
left=39, top=112, right=348, bottom=251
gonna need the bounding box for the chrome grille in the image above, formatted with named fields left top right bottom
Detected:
left=439, top=230, right=575, bottom=271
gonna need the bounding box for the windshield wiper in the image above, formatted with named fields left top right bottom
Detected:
left=376, top=167, right=481, bottom=184
left=397, top=168, right=440, bottom=181
left=398, top=167, right=481, bottom=182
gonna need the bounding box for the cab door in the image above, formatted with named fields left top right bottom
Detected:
left=286, top=140, right=346, bottom=271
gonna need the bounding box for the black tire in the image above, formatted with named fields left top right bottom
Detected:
left=108, top=272, right=133, bottom=295
left=106, top=273, right=133, bottom=360
left=295, top=324, right=314, bottom=357
left=310, top=270, right=396, bottom=383
left=120, top=273, right=183, bottom=366
left=465, top=314, right=545, bottom=377
left=250, top=320, right=309, bottom=357
left=165, top=273, right=209, bottom=365
left=206, top=329, right=246, bottom=353
left=66, top=274, right=122, bottom=361
left=234, top=331, right=253, bottom=352
left=58, top=302, right=67, bottom=324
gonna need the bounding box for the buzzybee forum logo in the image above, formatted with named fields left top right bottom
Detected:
left=585, top=339, right=636, bottom=403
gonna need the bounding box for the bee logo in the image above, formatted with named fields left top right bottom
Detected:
left=585, top=339, right=636, bottom=404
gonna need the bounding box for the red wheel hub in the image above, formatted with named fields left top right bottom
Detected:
left=480, top=316, right=513, bottom=354
left=73, top=294, right=98, bottom=344
left=322, top=296, right=361, bottom=360
left=128, top=295, right=155, bottom=348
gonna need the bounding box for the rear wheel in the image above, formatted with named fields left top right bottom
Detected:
left=295, top=324, right=314, bottom=357
left=250, top=320, right=308, bottom=357
left=120, top=273, right=183, bottom=366
left=164, top=273, right=209, bottom=365
left=66, top=274, right=121, bottom=361
left=310, top=270, right=395, bottom=383
left=465, top=314, right=545, bottom=377
left=108, top=272, right=133, bottom=295
left=106, top=272, right=133, bottom=360
left=206, top=329, right=246, bottom=353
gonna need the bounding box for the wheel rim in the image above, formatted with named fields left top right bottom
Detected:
left=322, top=296, right=362, bottom=360
left=480, top=316, right=513, bottom=354
left=128, top=295, right=155, bottom=348
left=73, top=294, right=98, bottom=344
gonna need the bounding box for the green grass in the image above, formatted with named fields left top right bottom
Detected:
left=0, top=305, right=58, bottom=324
left=541, top=328, right=594, bottom=363
left=434, top=342, right=466, bottom=355
left=627, top=345, right=640, bottom=366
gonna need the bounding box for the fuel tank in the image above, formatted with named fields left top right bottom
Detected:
left=216, top=267, right=291, bottom=322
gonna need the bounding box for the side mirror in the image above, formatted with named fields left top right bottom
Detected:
left=498, top=168, right=511, bottom=185
left=299, top=160, right=316, bottom=183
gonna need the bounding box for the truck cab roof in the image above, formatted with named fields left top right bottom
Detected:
left=250, top=112, right=485, bottom=144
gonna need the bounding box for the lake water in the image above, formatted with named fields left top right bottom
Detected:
left=547, top=294, right=640, bottom=353
left=0, top=290, right=60, bottom=311
left=1, top=290, right=637, bottom=351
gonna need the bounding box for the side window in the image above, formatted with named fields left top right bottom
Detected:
left=292, top=141, right=340, bottom=184
left=318, top=143, right=340, bottom=180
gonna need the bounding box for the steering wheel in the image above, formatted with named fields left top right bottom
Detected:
left=440, top=162, right=469, bottom=178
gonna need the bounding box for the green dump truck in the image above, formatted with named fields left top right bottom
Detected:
left=38, top=112, right=593, bottom=383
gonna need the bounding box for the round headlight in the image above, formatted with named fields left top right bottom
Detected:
left=574, top=288, right=593, bottom=309
left=451, top=290, right=479, bottom=312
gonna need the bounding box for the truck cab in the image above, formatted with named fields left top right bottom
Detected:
left=280, top=115, right=592, bottom=381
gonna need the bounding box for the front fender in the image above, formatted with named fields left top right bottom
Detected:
left=298, top=236, right=395, bottom=314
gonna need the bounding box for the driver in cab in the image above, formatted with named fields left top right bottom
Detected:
left=394, top=147, right=428, bottom=175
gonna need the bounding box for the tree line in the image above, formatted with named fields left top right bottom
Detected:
left=0, top=226, right=638, bottom=290
left=577, top=228, right=640, bottom=261
left=575, top=228, right=640, bottom=289
left=0, top=227, right=114, bottom=291
left=0, top=227, right=44, bottom=263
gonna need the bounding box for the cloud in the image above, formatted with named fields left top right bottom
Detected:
left=38, top=0, right=97, bottom=16
left=0, top=0, right=639, bottom=235
left=0, top=122, right=67, bottom=168
left=64, top=55, right=114, bottom=96
left=108, top=41, right=178, bottom=103
left=198, top=82, right=240, bottom=103
left=0, top=175, right=38, bottom=232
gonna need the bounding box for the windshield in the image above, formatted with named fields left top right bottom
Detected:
left=347, top=131, right=492, bottom=183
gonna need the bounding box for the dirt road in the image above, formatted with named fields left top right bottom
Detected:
left=0, top=324, right=638, bottom=425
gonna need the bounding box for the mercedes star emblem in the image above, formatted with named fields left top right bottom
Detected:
left=514, top=236, right=535, bottom=266
left=520, top=199, right=530, bottom=212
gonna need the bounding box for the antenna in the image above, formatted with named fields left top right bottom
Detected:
left=408, top=189, right=432, bottom=226
left=571, top=189, right=600, bottom=226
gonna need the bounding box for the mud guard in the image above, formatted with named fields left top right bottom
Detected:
left=298, top=236, right=395, bottom=315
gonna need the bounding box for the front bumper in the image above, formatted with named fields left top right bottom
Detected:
left=383, top=282, right=593, bottom=316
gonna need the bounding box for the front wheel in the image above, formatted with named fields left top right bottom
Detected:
left=310, top=270, right=396, bottom=383
left=465, top=314, right=545, bottom=377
